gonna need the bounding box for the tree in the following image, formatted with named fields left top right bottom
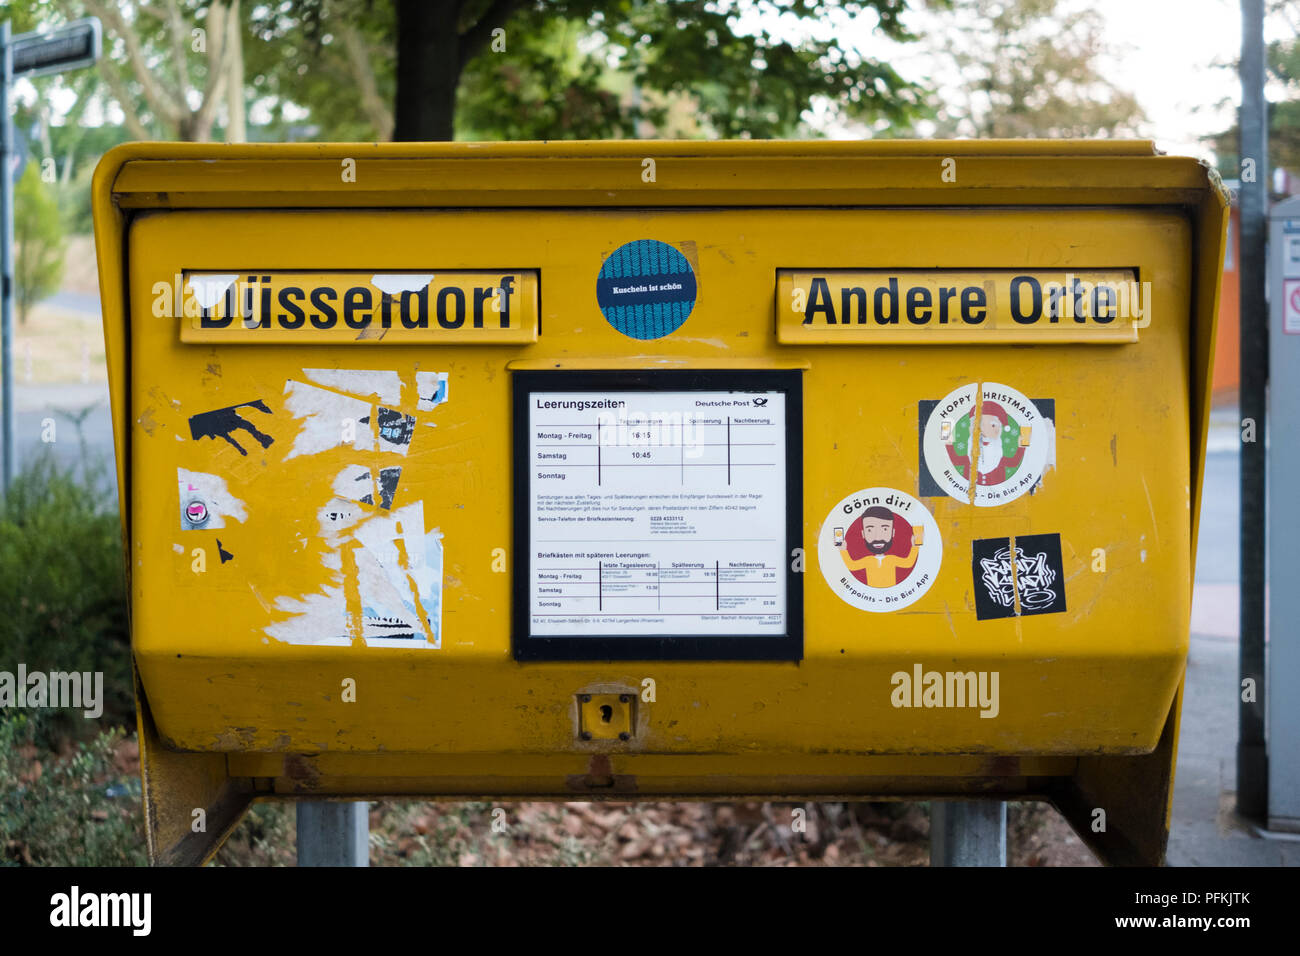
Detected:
left=255, top=0, right=932, bottom=142
left=61, top=0, right=247, bottom=141
left=14, top=165, right=67, bottom=326
left=245, top=0, right=397, bottom=141
left=901, top=0, right=1143, bottom=138
left=1206, top=0, right=1300, bottom=179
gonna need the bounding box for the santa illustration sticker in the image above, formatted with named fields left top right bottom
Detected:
left=818, top=487, right=942, bottom=612
left=922, top=382, right=1051, bottom=506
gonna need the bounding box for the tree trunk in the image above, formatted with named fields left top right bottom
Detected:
left=225, top=0, right=247, bottom=142
left=393, top=0, right=462, bottom=142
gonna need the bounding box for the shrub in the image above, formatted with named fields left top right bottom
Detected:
left=0, top=454, right=132, bottom=742
left=0, top=714, right=146, bottom=867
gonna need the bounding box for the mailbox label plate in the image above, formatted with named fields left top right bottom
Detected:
left=176, top=270, right=539, bottom=343
left=776, top=269, right=1142, bottom=344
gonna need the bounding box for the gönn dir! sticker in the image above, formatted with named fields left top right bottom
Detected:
left=818, top=487, right=942, bottom=612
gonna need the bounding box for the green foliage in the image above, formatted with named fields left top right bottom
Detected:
left=455, top=14, right=626, bottom=140
left=458, top=0, right=929, bottom=140
left=902, top=0, right=1143, bottom=138
left=13, top=164, right=67, bottom=325
left=0, top=716, right=147, bottom=867
left=246, top=0, right=397, bottom=141
left=244, top=0, right=930, bottom=141
left=212, top=802, right=297, bottom=866
left=1208, top=0, right=1300, bottom=178
left=18, top=0, right=936, bottom=145
left=0, top=455, right=132, bottom=740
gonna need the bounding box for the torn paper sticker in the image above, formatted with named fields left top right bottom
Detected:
left=283, top=380, right=374, bottom=459
left=326, top=463, right=401, bottom=512
left=186, top=274, right=239, bottom=310
left=267, top=500, right=443, bottom=649
left=371, top=274, right=435, bottom=296
left=415, top=371, right=449, bottom=412
left=333, top=463, right=378, bottom=505
left=304, top=368, right=402, bottom=405
left=369, top=407, right=416, bottom=455
left=354, top=503, right=443, bottom=645
left=178, top=469, right=248, bottom=530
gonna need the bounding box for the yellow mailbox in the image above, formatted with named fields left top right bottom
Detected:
left=92, top=141, right=1228, bottom=865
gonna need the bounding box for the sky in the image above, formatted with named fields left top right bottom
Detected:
left=764, top=0, right=1290, bottom=164
left=14, top=0, right=1294, bottom=165
left=1043, top=0, right=1244, bottom=159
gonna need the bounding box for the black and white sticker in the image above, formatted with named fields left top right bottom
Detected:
left=971, top=533, right=1067, bottom=620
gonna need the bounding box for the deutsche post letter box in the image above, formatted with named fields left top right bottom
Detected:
left=92, top=141, right=1228, bottom=865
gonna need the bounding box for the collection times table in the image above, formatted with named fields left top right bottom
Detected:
left=526, top=388, right=790, bottom=638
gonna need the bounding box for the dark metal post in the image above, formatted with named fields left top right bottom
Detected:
left=1237, top=0, right=1269, bottom=822
left=930, top=801, right=1006, bottom=866
left=296, top=801, right=369, bottom=866
left=1, top=22, right=15, bottom=491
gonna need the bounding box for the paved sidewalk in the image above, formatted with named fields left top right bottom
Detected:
left=1169, top=415, right=1296, bottom=865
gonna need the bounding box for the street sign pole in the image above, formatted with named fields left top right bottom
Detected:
left=1, top=21, right=16, bottom=491
left=1237, top=0, right=1269, bottom=824
left=0, top=17, right=102, bottom=493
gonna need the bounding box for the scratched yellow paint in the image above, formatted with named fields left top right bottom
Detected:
left=123, top=202, right=1192, bottom=754
left=93, top=141, right=1228, bottom=864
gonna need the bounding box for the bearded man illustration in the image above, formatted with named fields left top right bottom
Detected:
left=837, top=506, right=921, bottom=587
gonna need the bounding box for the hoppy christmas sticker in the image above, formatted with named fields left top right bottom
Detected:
left=818, top=487, right=942, bottom=612
left=922, top=382, right=1052, bottom=506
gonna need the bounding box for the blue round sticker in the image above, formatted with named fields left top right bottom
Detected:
left=596, top=239, right=697, bottom=340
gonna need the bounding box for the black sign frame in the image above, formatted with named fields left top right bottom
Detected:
left=512, top=368, right=803, bottom=662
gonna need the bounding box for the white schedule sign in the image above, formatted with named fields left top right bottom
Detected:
left=521, top=380, right=794, bottom=652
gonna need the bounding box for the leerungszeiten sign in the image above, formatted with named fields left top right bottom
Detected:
left=512, top=370, right=803, bottom=660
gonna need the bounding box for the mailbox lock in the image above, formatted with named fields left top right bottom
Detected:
left=577, top=692, right=635, bottom=741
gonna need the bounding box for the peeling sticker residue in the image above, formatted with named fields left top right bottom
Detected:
left=138, top=407, right=158, bottom=436
left=318, top=498, right=367, bottom=544
left=263, top=367, right=451, bottom=649
left=370, top=407, right=415, bottom=454
left=415, top=371, right=449, bottom=411
left=324, top=463, right=402, bottom=512
left=304, top=368, right=402, bottom=404
left=267, top=501, right=443, bottom=649
left=377, top=467, right=401, bottom=509
left=371, top=274, right=435, bottom=296
left=283, top=380, right=374, bottom=458
left=332, top=463, right=378, bottom=504
left=355, top=504, right=442, bottom=645
left=172, top=543, right=184, bottom=555
left=178, top=469, right=248, bottom=530
left=186, top=274, right=239, bottom=309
